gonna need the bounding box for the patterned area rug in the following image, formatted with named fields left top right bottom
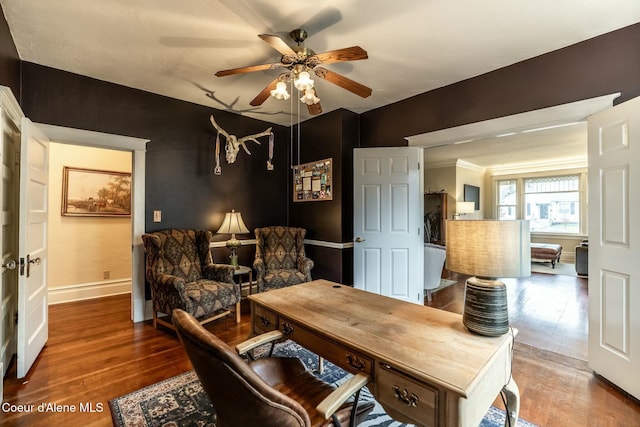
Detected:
left=110, top=341, right=537, bottom=427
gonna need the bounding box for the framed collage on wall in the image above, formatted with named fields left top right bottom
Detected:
left=292, top=158, right=332, bottom=202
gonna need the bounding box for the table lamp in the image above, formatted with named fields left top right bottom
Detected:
left=446, top=220, right=530, bottom=336
left=216, top=209, right=249, bottom=269
left=453, top=201, right=475, bottom=219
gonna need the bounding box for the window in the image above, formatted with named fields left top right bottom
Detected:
left=496, top=173, right=584, bottom=234
left=497, top=180, right=516, bottom=220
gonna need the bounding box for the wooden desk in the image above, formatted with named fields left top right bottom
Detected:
left=248, top=280, right=519, bottom=427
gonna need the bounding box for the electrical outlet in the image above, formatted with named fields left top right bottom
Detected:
left=153, top=210, right=162, bottom=222
left=103, top=270, right=110, bottom=279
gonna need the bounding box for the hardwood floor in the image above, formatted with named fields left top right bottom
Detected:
left=2, top=273, right=639, bottom=426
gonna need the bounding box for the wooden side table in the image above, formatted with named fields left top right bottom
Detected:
left=233, top=265, right=254, bottom=296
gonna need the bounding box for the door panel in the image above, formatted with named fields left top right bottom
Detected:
left=354, top=147, right=424, bottom=304
left=17, top=118, right=49, bottom=378
left=362, top=248, right=381, bottom=294
left=588, top=96, right=640, bottom=399
left=1, top=88, right=22, bottom=401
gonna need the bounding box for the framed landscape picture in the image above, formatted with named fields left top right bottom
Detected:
left=61, top=166, right=131, bottom=217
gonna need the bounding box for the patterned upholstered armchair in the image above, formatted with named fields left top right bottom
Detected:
left=253, top=226, right=314, bottom=293
left=142, top=229, right=241, bottom=330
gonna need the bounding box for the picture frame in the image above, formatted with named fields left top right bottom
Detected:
left=61, top=166, right=131, bottom=217
left=292, top=158, right=332, bottom=202
left=464, top=184, right=480, bottom=211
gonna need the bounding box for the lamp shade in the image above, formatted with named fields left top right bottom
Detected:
left=294, top=71, right=314, bottom=91
left=446, top=220, right=531, bottom=279
left=216, top=210, right=249, bottom=236
left=456, top=201, right=475, bottom=215
left=270, top=81, right=290, bottom=100
left=446, top=219, right=530, bottom=336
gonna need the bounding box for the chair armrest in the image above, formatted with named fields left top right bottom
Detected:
left=297, top=257, right=314, bottom=274
left=316, top=373, right=371, bottom=420
left=253, top=258, right=265, bottom=277
left=155, top=274, right=187, bottom=293
left=202, top=263, right=235, bottom=282
left=235, top=330, right=284, bottom=355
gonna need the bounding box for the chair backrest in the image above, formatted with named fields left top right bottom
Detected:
left=142, top=229, right=213, bottom=283
left=255, top=226, right=307, bottom=270
left=173, top=309, right=311, bottom=427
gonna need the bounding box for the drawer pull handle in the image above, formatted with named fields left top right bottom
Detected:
left=393, top=385, right=419, bottom=407
left=346, top=354, right=366, bottom=371
left=282, top=322, right=294, bottom=335
left=259, top=315, right=270, bottom=327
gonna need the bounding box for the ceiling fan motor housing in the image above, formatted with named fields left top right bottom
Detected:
left=289, top=28, right=308, bottom=45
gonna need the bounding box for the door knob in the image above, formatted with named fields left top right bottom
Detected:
left=2, top=259, right=16, bottom=270
left=354, top=237, right=366, bottom=243
left=26, top=254, right=41, bottom=278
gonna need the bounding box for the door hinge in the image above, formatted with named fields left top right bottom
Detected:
left=19, top=257, right=25, bottom=276
left=14, top=311, right=18, bottom=325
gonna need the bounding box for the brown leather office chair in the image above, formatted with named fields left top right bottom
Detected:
left=173, top=309, right=374, bottom=427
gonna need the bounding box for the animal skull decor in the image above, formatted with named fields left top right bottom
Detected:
left=209, top=115, right=273, bottom=174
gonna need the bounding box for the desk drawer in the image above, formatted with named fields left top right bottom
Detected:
left=253, top=305, right=278, bottom=334
left=280, top=318, right=373, bottom=376
left=377, top=363, right=438, bottom=426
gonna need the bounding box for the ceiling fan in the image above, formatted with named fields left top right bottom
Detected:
left=215, top=28, right=372, bottom=115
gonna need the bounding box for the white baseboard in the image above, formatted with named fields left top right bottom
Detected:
left=48, top=279, right=131, bottom=305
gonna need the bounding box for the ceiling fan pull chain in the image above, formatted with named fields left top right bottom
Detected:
left=267, top=132, right=274, bottom=171
left=214, top=131, right=222, bottom=175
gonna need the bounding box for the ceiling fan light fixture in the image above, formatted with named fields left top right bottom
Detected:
left=294, top=71, right=314, bottom=91
left=270, top=81, right=290, bottom=100
left=300, top=88, right=320, bottom=105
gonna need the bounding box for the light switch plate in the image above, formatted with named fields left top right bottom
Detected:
left=153, top=210, right=162, bottom=222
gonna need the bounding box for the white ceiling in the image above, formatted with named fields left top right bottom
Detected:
left=422, top=122, right=588, bottom=172
left=2, top=0, right=639, bottom=168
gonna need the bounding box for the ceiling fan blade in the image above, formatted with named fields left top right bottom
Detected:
left=215, top=63, right=278, bottom=77
left=312, top=46, right=368, bottom=65
left=258, top=34, right=296, bottom=56
left=250, top=77, right=280, bottom=106
left=306, top=88, right=323, bottom=115
left=314, top=67, right=372, bottom=98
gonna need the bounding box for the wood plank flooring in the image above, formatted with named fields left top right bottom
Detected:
left=2, top=272, right=639, bottom=426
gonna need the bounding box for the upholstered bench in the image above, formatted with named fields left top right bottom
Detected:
left=531, top=243, right=562, bottom=268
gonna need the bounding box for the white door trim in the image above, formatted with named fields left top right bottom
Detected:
left=36, top=124, right=148, bottom=323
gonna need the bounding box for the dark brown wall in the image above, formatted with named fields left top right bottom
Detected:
left=19, top=63, right=289, bottom=269
left=361, top=22, right=640, bottom=147
left=289, top=109, right=359, bottom=284
left=0, top=4, right=21, bottom=99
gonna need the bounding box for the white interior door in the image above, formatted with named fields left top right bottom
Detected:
left=17, top=117, right=49, bottom=378
left=1, top=89, right=21, bottom=399
left=588, top=96, right=640, bottom=400
left=353, top=147, right=424, bottom=303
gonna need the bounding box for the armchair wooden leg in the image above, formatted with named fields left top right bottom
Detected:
left=152, top=310, right=158, bottom=329
left=235, top=302, right=241, bottom=323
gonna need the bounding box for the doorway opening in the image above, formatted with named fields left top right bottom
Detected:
left=37, top=123, right=148, bottom=322
left=47, top=143, right=132, bottom=304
